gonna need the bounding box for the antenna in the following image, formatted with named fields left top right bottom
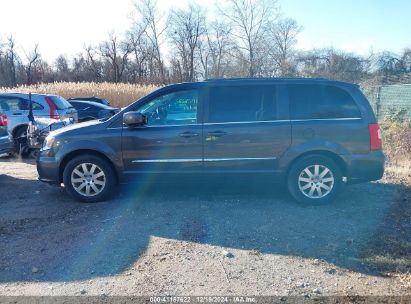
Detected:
left=28, top=92, right=35, bottom=124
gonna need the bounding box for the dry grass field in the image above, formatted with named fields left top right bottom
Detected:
left=0, top=82, right=159, bottom=108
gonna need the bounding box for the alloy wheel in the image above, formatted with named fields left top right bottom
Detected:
left=298, top=164, right=334, bottom=199
left=71, top=163, right=106, bottom=197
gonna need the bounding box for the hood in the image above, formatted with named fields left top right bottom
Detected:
left=50, top=119, right=104, bottom=137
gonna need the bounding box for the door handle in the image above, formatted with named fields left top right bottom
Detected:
left=207, top=131, right=227, bottom=137
left=12, top=112, right=22, bottom=116
left=179, top=131, right=199, bottom=138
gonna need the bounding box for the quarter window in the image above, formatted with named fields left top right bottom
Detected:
left=208, top=86, right=277, bottom=123
left=138, top=90, right=198, bottom=126
left=20, top=100, right=44, bottom=110
left=288, top=85, right=361, bottom=119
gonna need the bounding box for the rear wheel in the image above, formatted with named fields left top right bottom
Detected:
left=287, top=155, right=342, bottom=205
left=63, top=154, right=116, bottom=203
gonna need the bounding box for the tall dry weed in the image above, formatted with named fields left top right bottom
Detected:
left=0, top=82, right=159, bottom=108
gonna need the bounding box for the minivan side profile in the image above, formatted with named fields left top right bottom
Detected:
left=37, top=78, right=384, bottom=204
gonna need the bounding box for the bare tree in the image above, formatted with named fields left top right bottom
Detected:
left=127, top=23, right=150, bottom=83
left=268, top=18, right=302, bottom=76
left=99, top=33, right=132, bottom=83
left=6, top=36, right=19, bottom=86
left=168, top=4, right=206, bottom=82
left=219, top=0, right=279, bottom=77
left=401, top=49, right=411, bottom=72
left=84, top=45, right=103, bottom=81
left=25, top=44, right=40, bottom=85
left=54, top=55, right=70, bottom=81
left=296, top=48, right=370, bottom=82
left=200, top=21, right=235, bottom=79
left=132, top=0, right=167, bottom=83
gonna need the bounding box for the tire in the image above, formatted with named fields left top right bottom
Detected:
left=14, top=126, right=29, bottom=156
left=63, top=154, right=116, bottom=203
left=14, top=126, right=28, bottom=140
left=287, top=155, right=342, bottom=205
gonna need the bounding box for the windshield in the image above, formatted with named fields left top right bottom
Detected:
left=47, top=96, right=73, bottom=110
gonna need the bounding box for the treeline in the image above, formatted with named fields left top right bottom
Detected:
left=0, top=0, right=410, bottom=87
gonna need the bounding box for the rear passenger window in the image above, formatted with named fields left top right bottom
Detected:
left=0, top=98, right=23, bottom=111
left=0, top=97, right=43, bottom=111
left=288, top=85, right=361, bottom=119
left=208, top=86, right=277, bottom=123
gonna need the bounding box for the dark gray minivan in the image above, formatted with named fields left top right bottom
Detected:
left=37, top=78, right=384, bottom=204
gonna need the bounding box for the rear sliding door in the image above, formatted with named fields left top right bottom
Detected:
left=203, top=84, right=291, bottom=173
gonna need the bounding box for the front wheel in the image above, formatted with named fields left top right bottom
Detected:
left=63, top=154, right=116, bottom=203
left=287, top=155, right=342, bottom=205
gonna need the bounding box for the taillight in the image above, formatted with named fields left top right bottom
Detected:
left=0, top=114, right=7, bottom=126
left=45, top=97, right=60, bottom=120
left=369, top=123, right=382, bottom=150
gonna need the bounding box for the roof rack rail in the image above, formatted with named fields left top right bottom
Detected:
left=204, top=77, right=331, bottom=81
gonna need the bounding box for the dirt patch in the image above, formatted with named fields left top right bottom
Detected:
left=360, top=165, right=411, bottom=274
left=0, top=159, right=410, bottom=296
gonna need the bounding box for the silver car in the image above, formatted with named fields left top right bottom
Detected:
left=0, top=93, right=78, bottom=140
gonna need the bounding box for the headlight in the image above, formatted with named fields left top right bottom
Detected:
left=43, top=135, right=55, bottom=150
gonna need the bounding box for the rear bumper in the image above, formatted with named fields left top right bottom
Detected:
left=343, top=150, right=385, bottom=183
left=37, top=156, right=60, bottom=184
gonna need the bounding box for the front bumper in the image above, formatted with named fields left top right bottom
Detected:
left=343, top=150, right=385, bottom=183
left=37, top=156, right=60, bottom=184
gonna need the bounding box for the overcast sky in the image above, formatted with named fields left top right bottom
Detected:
left=1, top=0, right=410, bottom=62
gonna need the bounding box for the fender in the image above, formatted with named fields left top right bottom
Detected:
left=56, top=139, right=124, bottom=175
left=279, top=139, right=350, bottom=170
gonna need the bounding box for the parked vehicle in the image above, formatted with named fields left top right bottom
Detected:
left=67, top=96, right=110, bottom=106
left=26, top=117, right=74, bottom=158
left=68, top=100, right=119, bottom=122
left=37, top=78, right=384, bottom=204
left=0, top=110, right=12, bottom=155
left=0, top=93, right=78, bottom=149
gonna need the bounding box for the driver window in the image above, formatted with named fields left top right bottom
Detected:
left=138, top=90, right=198, bottom=126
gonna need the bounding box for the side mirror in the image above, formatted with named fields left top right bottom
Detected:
left=123, top=111, right=147, bottom=126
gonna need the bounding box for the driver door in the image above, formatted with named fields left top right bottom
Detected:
left=122, top=88, right=203, bottom=177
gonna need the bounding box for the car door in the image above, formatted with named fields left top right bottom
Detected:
left=203, top=83, right=291, bottom=173
left=121, top=87, right=203, bottom=177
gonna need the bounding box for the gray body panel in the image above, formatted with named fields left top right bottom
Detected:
left=37, top=78, right=385, bottom=185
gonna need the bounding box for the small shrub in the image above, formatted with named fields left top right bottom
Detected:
left=380, top=119, right=411, bottom=163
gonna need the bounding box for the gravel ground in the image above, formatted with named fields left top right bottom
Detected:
left=0, top=158, right=410, bottom=296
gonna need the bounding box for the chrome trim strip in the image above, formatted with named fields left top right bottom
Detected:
left=204, top=157, right=277, bottom=162
left=145, top=123, right=201, bottom=127
left=132, top=157, right=277, bottom=163
left=290, top=117, right=362, bottom=122
left=110, top=118, right=362, bottom=130
left=203, top=120, right=289, bottom=125
left=132, top=158, right=202, bottom=163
